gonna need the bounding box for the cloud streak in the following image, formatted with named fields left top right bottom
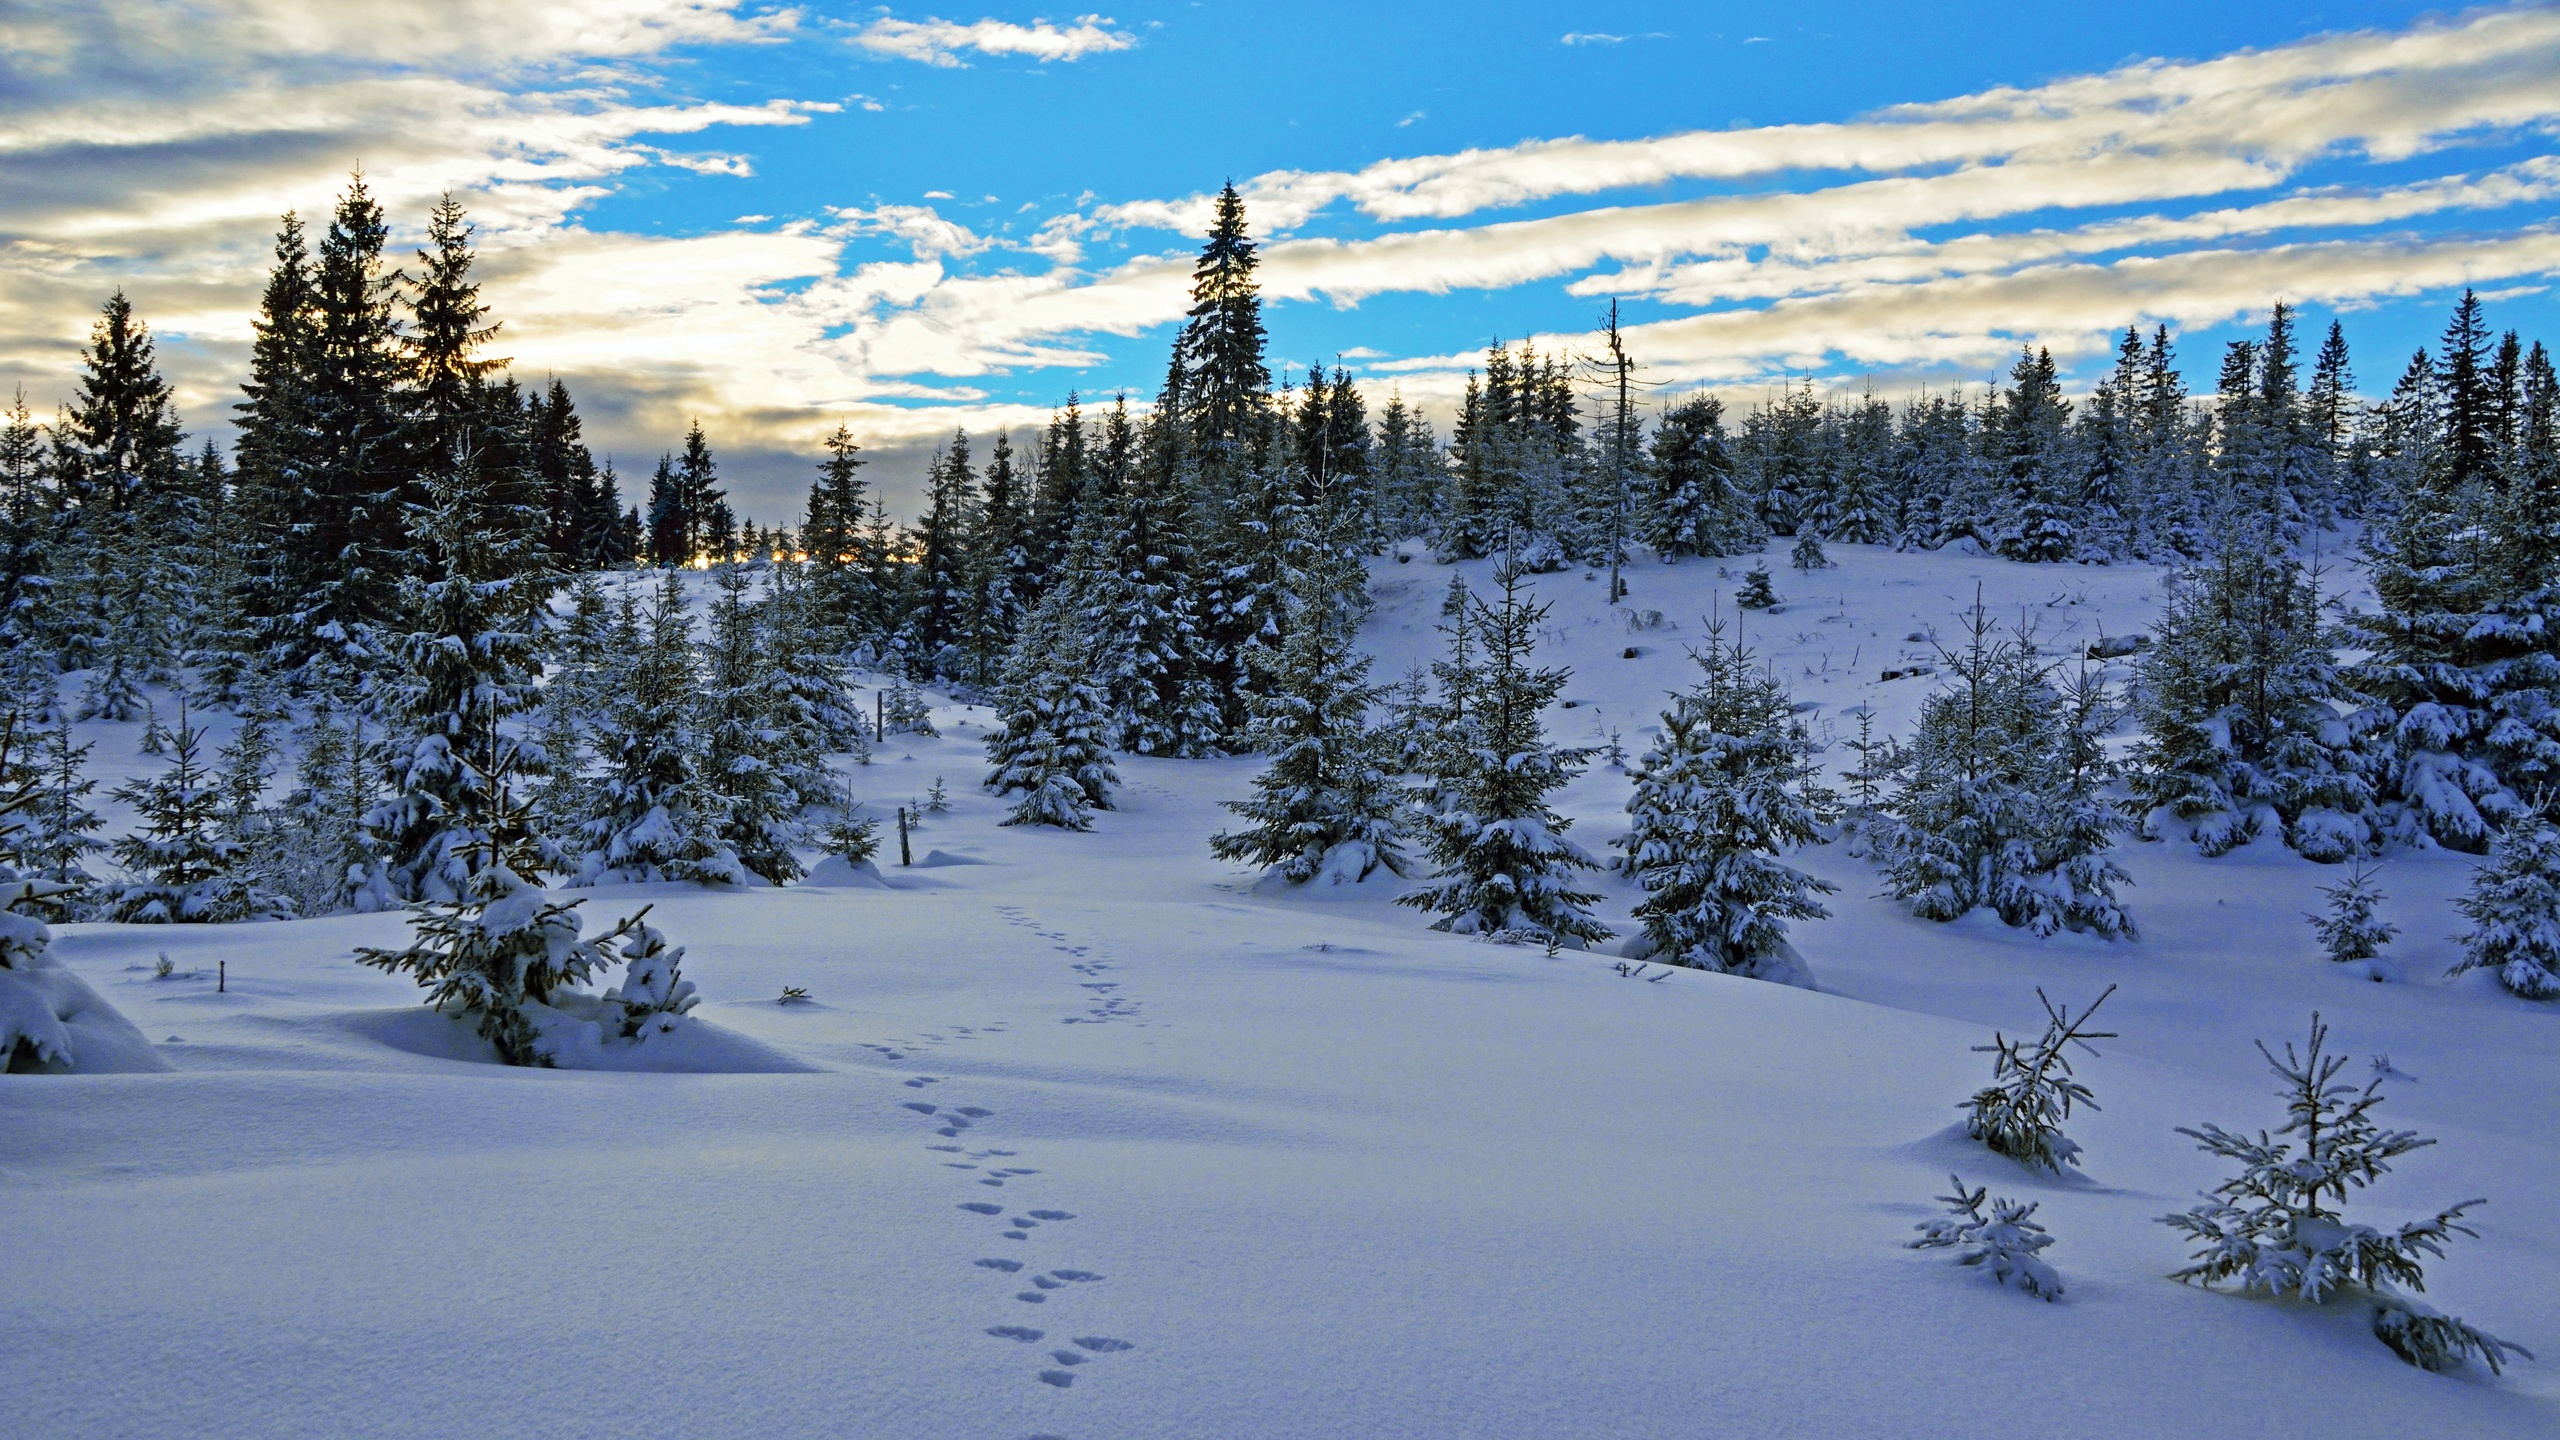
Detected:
left=847, top=14, right=1137, bottom=67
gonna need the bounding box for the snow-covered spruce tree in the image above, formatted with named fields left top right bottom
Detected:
left=2449, top=818, right=2560, bottom=999
left=355, top=846, right=647, bottom=1066
left=762, top=558, right=868, bottom=787
left=104, top=707, right=288, bottom=922
left=2348, top=292, right=2560, bottom=853
left=1616, top=615, right=1837, bottom=983
left=271, top=705, right=394, bottom=916
left=699, top=565, right=804, bottom=884
left=1640, top=391, right=1750, bottom=560
left=1733, top=564, right=1779, bottom=611
left=1963, top=986, right=2116, bottom=1172
left=601, top=914, right=697, bottom=1042
left=882, top=677, right=938, bottom=737
left=1210, top=564, right=1406, bottom=885
left=363, top=446, right=552, bottom=902
left=985, top=595, right=1119, bottom=830
left=574, top=573, right=745, bottom=886
left=1789, top=529, right=1831, bottom=572
left=0, top=714, right=94, bottom=1069
left=1875, top=602, right=2134, bottom=937
left=1400, top=564, right=1611, bottom=947
left=2131, top=542, right=2376, bottom=860
left=22, top=710, right=104, bottom=892
left=2161, top=1013, right=2529, bottom=1374
left=1908, top=1174, right=2064, bottom=1301
left=2310, top=863, right=2398, bottom=968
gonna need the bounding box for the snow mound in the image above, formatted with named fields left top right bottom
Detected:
left=1, top=953, right=171, bottom=1074
left=347, top=999, right=816, bottom=1074
left=915, top=849, right=991, bottom=867
left=1248, top=842, right=1402, bottom=898
left=801, top=856, right=892, bottom=888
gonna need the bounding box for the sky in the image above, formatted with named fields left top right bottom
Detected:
left=4, top=1, right=2558, bottom=521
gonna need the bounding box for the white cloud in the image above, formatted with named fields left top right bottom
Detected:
left=1561, top=33, right=1625, bottom=46
left=847, top=13, right=1136, bottom=67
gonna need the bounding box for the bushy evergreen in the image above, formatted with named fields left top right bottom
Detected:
left=1962, top=986, right=2116, bottom=1173
left=1875, top=603, right=2133, bottom=938
left=104, top=707, right=288, bottom=922
left=699, top=565, right=804, bottom=884
left=2449, top=819, right=2560, bottom=999
left=1399, top=565, right=1611, bottom=947
left=573, top=575, right=744, bottom=886
left=1210, top=559, right=1404, bottom=885
left=2311, top=863, right=2398, bottom=968
left=985, top=597, right=1119, bottom=830
left=1617, top=616, right=1835, bottom=982
left=2131, top=542, right=2375, bottom=859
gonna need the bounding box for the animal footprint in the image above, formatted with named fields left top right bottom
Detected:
left=1029, top=1210, right=1075, bottom=1221
left=960, top=1202, right=1004, bottom=1215
left=1050, top=1270, right=1103, bottom=1283
left=1072, top=1336, right=1134, bottom=1353
left=1032, top=1275, right=1062, bottom=1290
left=903, top=1102, right=937, bottom=1114
left=955, top=1107, right=993, bottom=1118
left=1038, top=1370, right=1076, bottom=1388
left=1016, top=1291, right=1048, bottom=1304
left=1048, top=1350, right=1086, bottom=1367
left=974, top=1258, right=1025, bottom=1273
left=985, top=1325, right=1044, bottom=1342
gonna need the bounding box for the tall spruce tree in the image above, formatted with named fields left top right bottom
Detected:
left=1619, top=615, right=1838, bottom=983
left=1399, top=565, right=1611, bottom=946
left=574, top=574, right=744, bottom=885
left=2132, top=546, right=2377, bottom=860
left=699, top=564, right=805, bottom=883
left=1877, top=602, right=2133, bottom=937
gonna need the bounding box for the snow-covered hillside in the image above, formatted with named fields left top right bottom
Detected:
left=6, top=543, right=2552, bottom=1440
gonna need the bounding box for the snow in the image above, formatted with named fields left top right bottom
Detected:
left=4, top=542, right=2555, bottom=1438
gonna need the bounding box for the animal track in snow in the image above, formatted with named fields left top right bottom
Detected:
left=1048, top=1350, right=1086, bottom=1366
left=975, top=1258, right=1024, bottom=1273
left=1015, top=1291, right=1047, bottom=1304
left=1037, top=1370, right=1076, bottom=1388
left=1028, top=1210, right=1075, bottom=1222
left=1071, top=1336, right=1134, bottom=1353
left=960, top=1202, right=1004, bottom=1215
left=985, top=1325, right=1043, bottom=1343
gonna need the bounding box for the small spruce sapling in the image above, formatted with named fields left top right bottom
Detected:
left=1789, top=530, right=1831, bottom=571
left=2310, top=862, right=2398, bottom=970
left=1966, top=985, right=2117, bottom=1172
left=925, top=776, right=952, bottom=813
left=2449, top=818, right=2560, bottom=999
left=2160, top=1013, right=2529, bottom=1374
left=1908, top=1174, right=2064, bottom=1300
left=603, top=915, right=697, bottom=1041
left=1734, top=565, right=1780, bottom=611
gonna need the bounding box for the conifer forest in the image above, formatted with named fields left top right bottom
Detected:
left=7, top=8, right=2560, bottom=1439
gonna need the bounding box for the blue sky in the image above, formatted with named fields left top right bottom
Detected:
left=4, top=2, right=2557, bottom=519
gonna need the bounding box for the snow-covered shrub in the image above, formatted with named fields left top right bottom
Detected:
left=1734, top=565, right=1779, bottom=611
left=355, top=858, right=645, bottom=1067
left=1908, top=1174, right=2063, bottom=1301
left=1789, top=530, right=1830, bottom=571
left=2160, top=1012, right=2529, bottom=1374
left=2449, top=819, right=2560, bottom=999
left=603, top=916, right=698, bottom=1041
left=1873, top=603, right=2133, bottom=938
left=1617, top=615, right=1835, bottom=983
left=1965, top=986, right=2116, bottom=1172
left=1, top=715, right=161, bottom=1074
left=2310, top=863, right=2398, bottom=967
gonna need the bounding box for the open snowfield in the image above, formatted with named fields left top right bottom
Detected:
left=7, top=542, right=2555, bottom=1439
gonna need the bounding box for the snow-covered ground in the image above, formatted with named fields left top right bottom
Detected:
left=7, top=542, right=2553, bottom=1439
